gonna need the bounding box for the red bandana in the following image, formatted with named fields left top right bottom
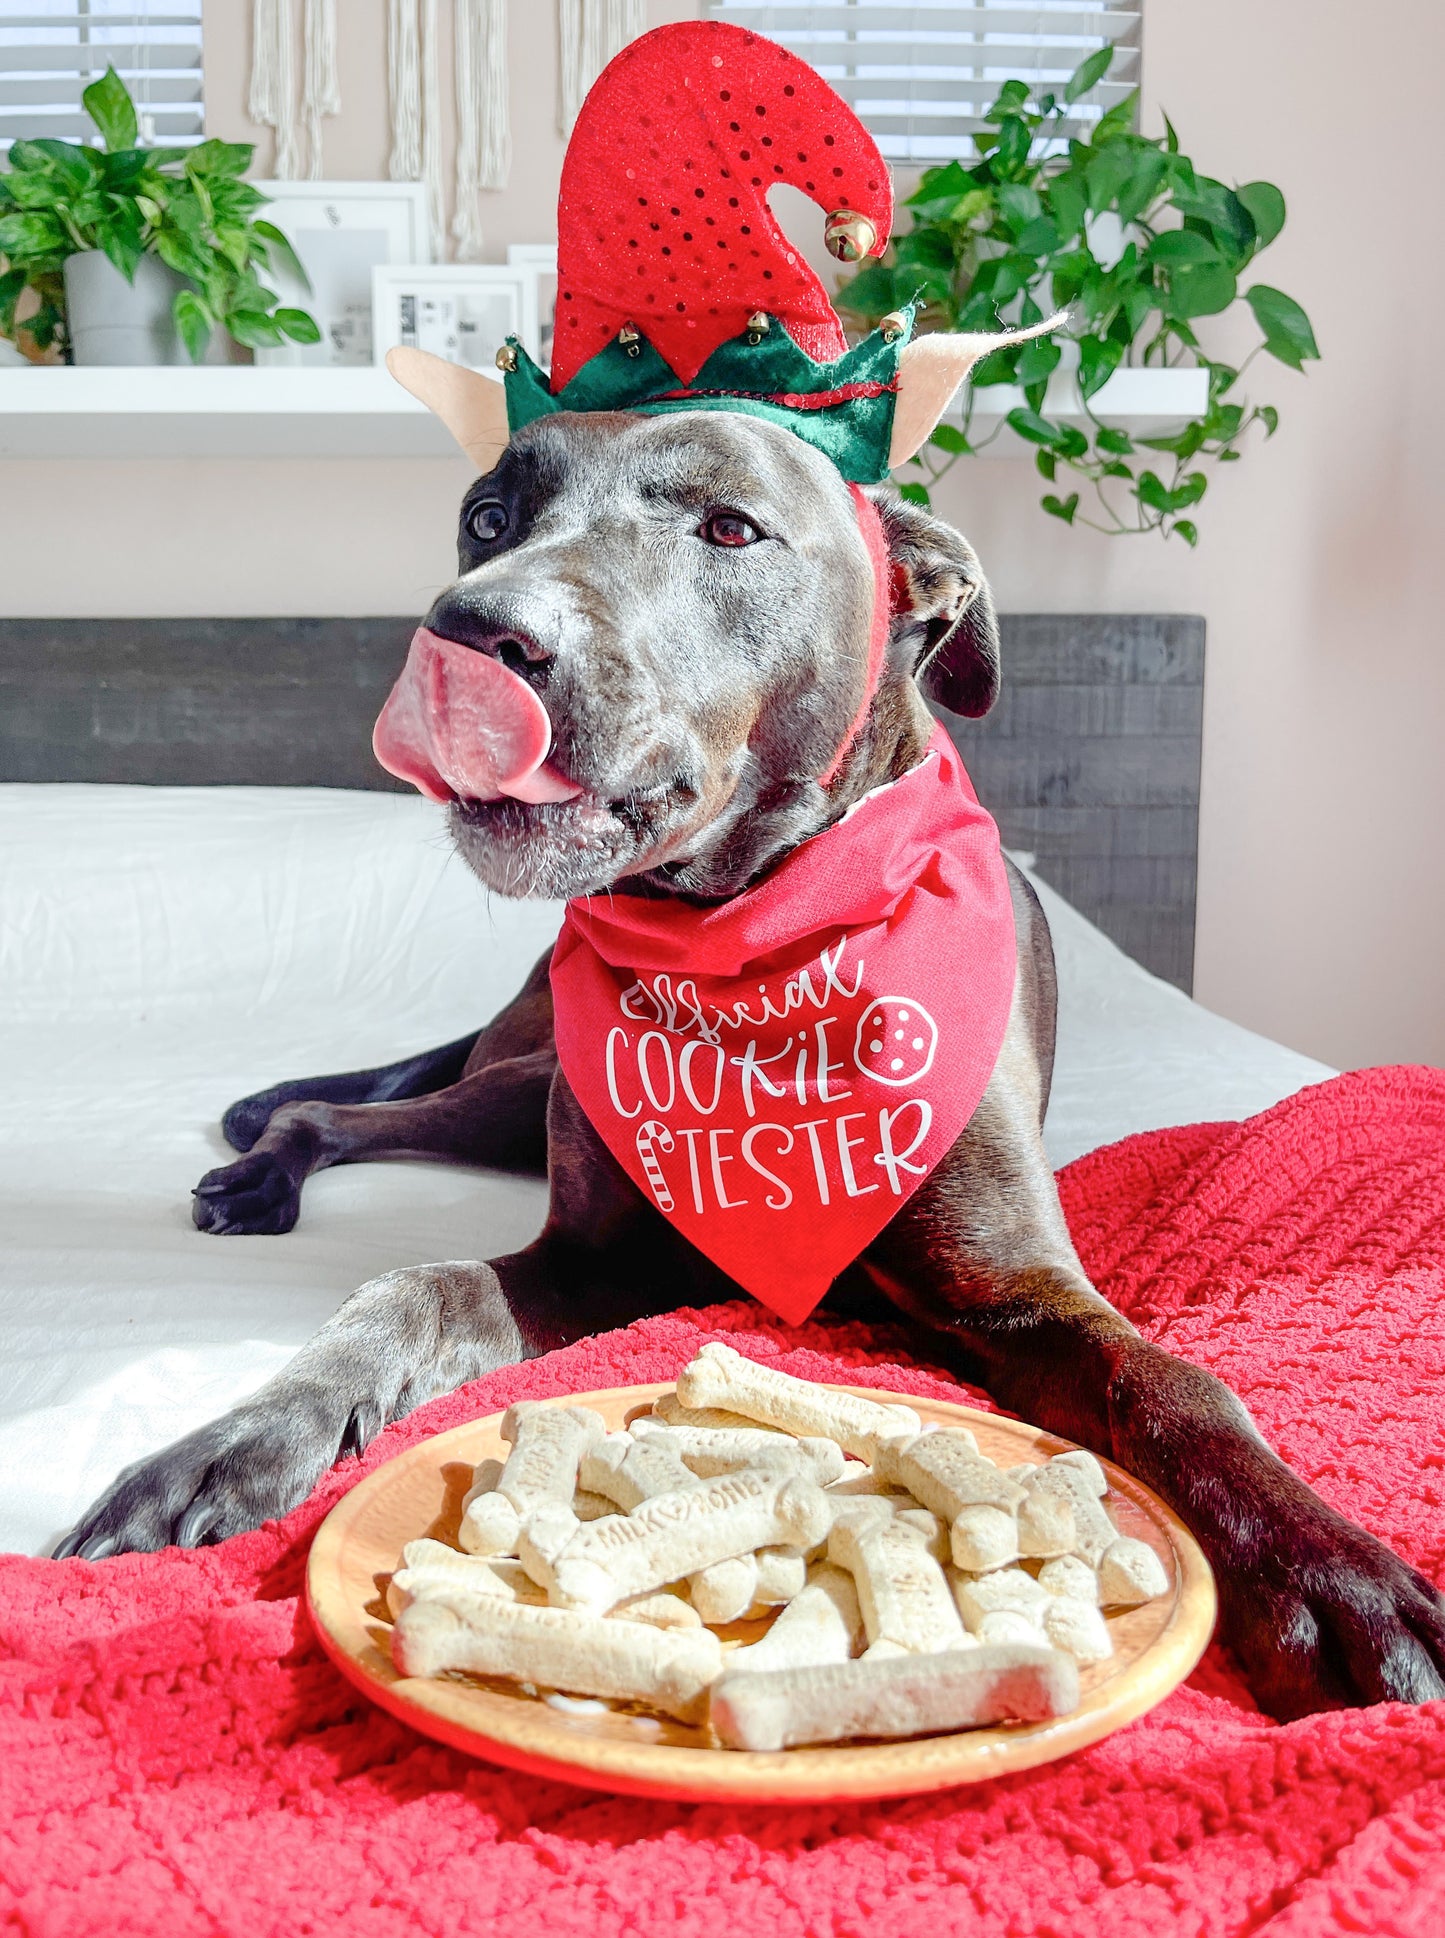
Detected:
left=550, top=726, right=1017, bottom=1323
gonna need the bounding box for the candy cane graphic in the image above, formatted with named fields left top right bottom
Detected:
left=635, top=1119, right=676, bottom=1211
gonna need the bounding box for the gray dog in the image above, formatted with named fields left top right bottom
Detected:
left=59, top=405, right=1445, bottom=1723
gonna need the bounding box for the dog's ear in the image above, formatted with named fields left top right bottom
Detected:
left=869, top=487, right=1000, bottom=718
left=385, top=347, right=511, bottom=473
left=888, top=314, right=1066, bottom=468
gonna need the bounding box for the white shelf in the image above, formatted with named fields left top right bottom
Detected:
left=0, top=366, right=468, bottom=460
left=0, top=362, right=1208, bottom=462
left=961, top=366, right=1210, bottom=459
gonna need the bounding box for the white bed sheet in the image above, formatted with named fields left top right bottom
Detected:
left=0, top=784, right=1332, bottom=1556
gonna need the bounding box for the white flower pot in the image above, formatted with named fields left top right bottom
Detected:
left=63, top=250, right=187, bottom=367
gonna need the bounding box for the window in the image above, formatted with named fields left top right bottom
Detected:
left=705, top=1, right=1140, bottom=163
left=1, top=3, right=205, bottom=149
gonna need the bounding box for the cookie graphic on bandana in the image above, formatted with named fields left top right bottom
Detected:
left=854, top=999, right=938, bottom=1086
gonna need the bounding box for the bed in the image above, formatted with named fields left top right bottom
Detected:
left=0, top=779, right=1330, bottom=1558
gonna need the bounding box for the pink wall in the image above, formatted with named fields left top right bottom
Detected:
left=1, top=0, right=1440, bottom=1070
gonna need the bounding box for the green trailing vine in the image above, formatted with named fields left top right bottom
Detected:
left=0, top=66, right=319, bottom=363
left=836, top=45, right=1319, bottom=544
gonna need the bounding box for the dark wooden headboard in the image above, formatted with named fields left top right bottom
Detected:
left=0, top=613, right=1203, bottom=990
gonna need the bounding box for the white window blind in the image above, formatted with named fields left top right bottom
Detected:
left=1, top=3, right=205, bottom=148
left=706, top=1, right=1140, bottom=163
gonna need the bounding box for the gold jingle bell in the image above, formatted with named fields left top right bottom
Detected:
left=746, top=310, right=771, bottom=345
left=495, top=341, right=519, bottom=373
left=617, top=323, right=642, bottom=359
left=879, top=311, right=908, bottom=343
left=824, top=209, right=878, bottom=263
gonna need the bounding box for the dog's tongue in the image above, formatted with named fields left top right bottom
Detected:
left=373, top=627, right=580, bottom=806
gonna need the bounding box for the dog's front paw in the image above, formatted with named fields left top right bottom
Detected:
left=52, top=1393, right=376, bottom=1558
left=192, top=1150, right=301, bottom=1235
left=1218, top=1489, right=1445, bottom=1720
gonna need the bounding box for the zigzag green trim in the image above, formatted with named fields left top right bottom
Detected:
left=502, top=309, right=915, bottom=485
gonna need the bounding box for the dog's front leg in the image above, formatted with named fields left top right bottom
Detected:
left=54, top=1253, right=539, bottom=1557
left=870, top=1094, right=1445, bottom=1719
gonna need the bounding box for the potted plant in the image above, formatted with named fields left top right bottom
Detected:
left=837, top=46, right=1320, bottom=545
left=0, top=66, right=319, bottom=367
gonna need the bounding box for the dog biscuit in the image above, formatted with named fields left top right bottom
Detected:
left=876, top=1430, right=1026, bottom=1521
left=392, top=1589, right=723, bottom=1721
left=825, top=1462, right=902, bottom=1498
left=572, top=1488, right=617, bottom=1523
left=612, top=1588, right=703, bottom=1630
left=1037, top=1554, right=1099, bottom=1604
left=1042, top=1595, right=1114, bottom=1664
left=458, top=1405, right=604, bottom=1555
left=386, top=1544, right=546, bottom=1618
left=753, top=1547, right=807, bottom=1605
left=1097, top=1536, right=1171, bottom=1607
left=950, top=1564, right=1051, bottom=1635
left=631, top=1418, right=846, bottom=1487
left=829, top=1511, right=967, bottom=1654
left=650, top=1391, right=787, bottom=1434
left=710, top=1643, right=1080, bottom=1751
left=950, top=1505, right=1021, bottom=1573
left=1016, top=1485, right=1077, bottom=1559
left=676, top=1342, right=920, bottom=1460
left=580, top=1431, right=698, bottom=1510
left=1023, top=1459, right=1117, bottom=1566
left=545, top=1468, right=833, bottom=1613
left=725, top=1563, right=863, bottom=1674
left=690, top=1554, right=759, bottom=1625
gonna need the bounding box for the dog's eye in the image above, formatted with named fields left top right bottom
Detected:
left=466, top=500, right=509, bottom=544
left=700, top=511, right=761, bottom=548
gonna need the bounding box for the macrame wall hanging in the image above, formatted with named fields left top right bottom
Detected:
left=388, top=0, right=510, bottom=261
left=558, top=0, right=645, bottom=135
left=248, top=0, right=339, bottom=179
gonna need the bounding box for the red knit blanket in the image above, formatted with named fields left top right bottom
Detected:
left=6, top=1066, right=1445, bottom=1937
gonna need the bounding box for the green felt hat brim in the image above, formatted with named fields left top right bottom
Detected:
left=503, top=311, right=913, bottom=486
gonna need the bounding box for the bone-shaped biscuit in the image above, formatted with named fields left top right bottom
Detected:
left=458, top=1404, right=605, bottom=1555
left=753, top=1547, right=807, bottom=1605
left=1022, top=1458, right=1117, bottom=1566
left=386, top=1542, right=546, bottom=1618
left=1042, top=1596, right=1113, bottom=1663
left=612, top=1589, right=703, bottom=1631
left=710, top=1643, right=1080, bottom=1751
left=630, top=1417, right=846, bottom=1486
left=392, top=1589, right=723, bottom=1721
left=830, top=1492, right=951, bottom=1566
left=534, top=1468, right=833, bottom=1614
left=829, top=1509, right=967, bottom=1655
left=1097, top=1536, right=1171, bottom=1607
left=1037, top=1554, right=1099, bottom=1604
left=650, top=1390, right=789, bottom=1434
left=950, top=1564, right=1051, bottom=1636
left=725, top=1563, right=863, bottom=1675
left=579, top=1431, right=698, bottom=1510
left=874, top=1432, right=1029, bottom=1572
left=690, top=1554, right=759, bottom=1625
left=676, top=1342, right=920, bottom=1460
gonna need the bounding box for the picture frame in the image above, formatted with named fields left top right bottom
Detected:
left=506, top=243, right=558, bottom=368
left=371, top=264, right=541, bottom=372
left=249, top=182, right=432, bottom=369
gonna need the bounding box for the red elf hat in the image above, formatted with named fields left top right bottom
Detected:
left=549, top=19, right=892, bottom=386
left=501, top=19, right=914, bottom=485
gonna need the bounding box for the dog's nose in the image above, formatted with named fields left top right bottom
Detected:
left=427, top=596, right=558, bottom=686
left=472, top=626, right=555, bottom=681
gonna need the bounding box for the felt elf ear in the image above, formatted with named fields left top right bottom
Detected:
left=385, top=346, right=511, bottom=474
left=887, top=313, right=1069, bottom=469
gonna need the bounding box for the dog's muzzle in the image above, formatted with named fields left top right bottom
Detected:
left=373, top=627, right=582, bottom=806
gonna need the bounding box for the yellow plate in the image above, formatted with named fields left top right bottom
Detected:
left=306, top=1382, right=1216, bottom=1802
